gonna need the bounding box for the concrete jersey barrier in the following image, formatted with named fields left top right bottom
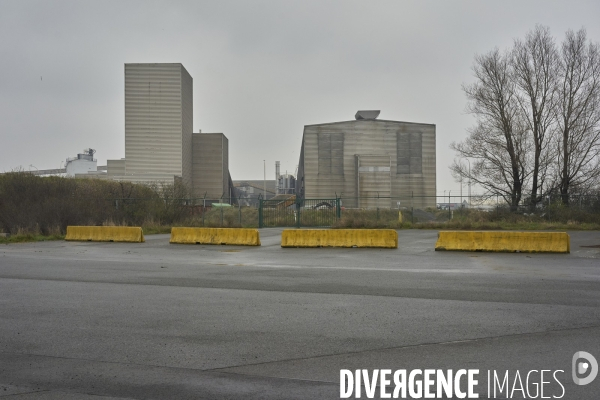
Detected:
left=170, top=227, right=261, bottom=246
left=435, top=231, right=570, bottom=253
left=65, top=226, right=145, bottom=243
left=281, top=229, right=398, bottom=248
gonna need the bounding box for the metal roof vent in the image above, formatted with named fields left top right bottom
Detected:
left=355, top=110, right=380, bottom=120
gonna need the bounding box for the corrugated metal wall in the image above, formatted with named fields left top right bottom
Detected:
left=192, top=133, right=229, bottom=200
left=106, top=159, right=125, bottom=178
left=222, top=135, right=229, bottom=199
left=180, top=67, right=193, bottom=190
left=299, top=120, right=436, bottom=208
left=124, top=63, right=190, bottom=185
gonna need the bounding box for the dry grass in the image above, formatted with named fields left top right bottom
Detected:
left=141, top=207, right=259, bottom=234
left=333, top=207, right=600, bottom=230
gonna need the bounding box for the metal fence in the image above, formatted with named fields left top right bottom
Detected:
left=259, top=198, right=341, bottom=228
left=333, top=193, right=600, bottom=225
left=10, top=192, right=591, bottom=233
left=104, top=193, right=600, bottom=228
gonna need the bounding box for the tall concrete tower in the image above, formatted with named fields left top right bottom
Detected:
left=123, top=63, right=193, bottom=188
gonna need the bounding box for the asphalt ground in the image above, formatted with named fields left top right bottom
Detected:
left=0, top=229, right=599, bottom=399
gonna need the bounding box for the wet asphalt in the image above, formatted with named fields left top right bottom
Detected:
left=0, top=229, right=599, bottom=399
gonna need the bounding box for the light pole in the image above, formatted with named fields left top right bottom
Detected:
left=263, top=160, right=266, bottom=199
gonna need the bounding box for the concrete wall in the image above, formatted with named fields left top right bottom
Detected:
left=192, top=133, right=229, bottom=200
left=298, top=119, right=436, bottom=208
left=356, top=154, right=391, bottom=208
left=124, top=63, right=192, bottom=186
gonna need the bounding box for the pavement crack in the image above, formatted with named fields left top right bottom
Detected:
left=0, top=276, right=597, bottom=307
left=204, top=323, right=600, bottom=373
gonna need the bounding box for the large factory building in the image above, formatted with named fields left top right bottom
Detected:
left=296, top=111, right=436, bottom=209
left=107, top=63, right=231, bottom=201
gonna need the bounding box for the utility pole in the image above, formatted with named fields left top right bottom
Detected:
left=263, top=160, right=266, bottom=199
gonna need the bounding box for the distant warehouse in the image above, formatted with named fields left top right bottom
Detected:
left=296, top=111, right=436, bottom=209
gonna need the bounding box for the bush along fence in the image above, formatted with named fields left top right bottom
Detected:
left=1, top=173, right=599, bottom=234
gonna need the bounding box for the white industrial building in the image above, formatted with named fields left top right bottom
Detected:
left=65, top=149, right=97, bottom=177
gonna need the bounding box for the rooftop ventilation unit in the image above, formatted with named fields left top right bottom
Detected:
left=355, top=110, right=380, bottom=120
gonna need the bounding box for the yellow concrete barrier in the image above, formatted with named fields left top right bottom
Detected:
left=435, top=231, right=570, bottom=253
left=170, top=227, right=261, bottom=246
left=65, top=226, right=145, bottom=243
left=281, top=229, right=397, bottom=248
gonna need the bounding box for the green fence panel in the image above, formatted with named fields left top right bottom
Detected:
left=258, top=198, right=340, bottom=228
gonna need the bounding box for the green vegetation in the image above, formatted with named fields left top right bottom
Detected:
left=0, top=172, right=259, bottom=241
left=140, top=207, right=259, bottom=234
left=0, top=234, right=64, bottom=244
left=1, top=173, right=598, bottom=244
left=0, top=172, right=194, bottom=235
left=333, top=207, right=600, bottom=230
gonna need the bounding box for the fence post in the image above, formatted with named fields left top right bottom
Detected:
left=238, top=195, right=242, bottom=226
left=219, top=194, right=224, bottom=227
left=296, top=198, right=301, bottom=228
left=448, top=191, right=451, bottom=220
left=202, top=193, right=207, bottom=226
left=258, top=194, right=263, bottom=228
left=411, top=191, right=414, bottom=224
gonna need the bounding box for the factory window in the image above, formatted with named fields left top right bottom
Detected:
left=318, top=132, right=344, bottom=175
left=397, top=132, right=422, bottom=174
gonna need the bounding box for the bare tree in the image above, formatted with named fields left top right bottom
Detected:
left=513, top=25, right=559, bottom=208
left=451, top=49, right=530, bottom=211
left=555, top=28, right=600, bottom=204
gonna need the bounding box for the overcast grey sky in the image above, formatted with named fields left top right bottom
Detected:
left=1, top=0, right=599, bottom=195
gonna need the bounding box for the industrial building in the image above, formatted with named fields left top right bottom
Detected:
left=3, top=63, right=234, bottom=202
left=107, top=63, right=194, bottom=187
left=275, top=161, right=296, bottom=195
left=192, top=132, right=230, bottom=200
left=65, top=149, right=97, bottom=177
left=233, top=180, right=277, bottom=206
left=296, top=111, right=436, bottom=209
left=105, top=63, right=232, bottom=201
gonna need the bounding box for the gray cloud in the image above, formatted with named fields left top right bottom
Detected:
left=1, top=0, right=599, bottom=194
